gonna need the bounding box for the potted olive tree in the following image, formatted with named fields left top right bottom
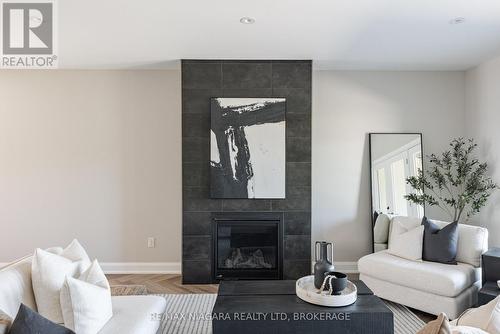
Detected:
left=405, top=138, right=498, bottom=223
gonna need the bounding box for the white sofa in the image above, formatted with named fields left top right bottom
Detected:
left=359, top=216, right=488, bottom=319
left=0, top=249, right=167, bottom=333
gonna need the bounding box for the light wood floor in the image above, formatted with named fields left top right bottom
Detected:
left=107, top=274, right=219, bottom=294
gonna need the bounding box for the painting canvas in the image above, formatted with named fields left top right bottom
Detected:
left=210, top=98, right=286, bottom=199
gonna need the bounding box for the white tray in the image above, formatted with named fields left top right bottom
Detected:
left=296, top=275, right=357, bottom=307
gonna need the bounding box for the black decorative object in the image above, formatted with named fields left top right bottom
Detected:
left=210, top=98, right=286, bottom=199
left=478, top=248, right=500, bottom=306
left=314, top=241, right=335, bottom=289
left=322, top=271, right=348, bottom=295
left=482, top=247, right=500, bottom=284
left=9, top=304, right=75, bottom=334
left=421, top=217, right=458, bottom=265
left=478, top=281, right=500, bottom=306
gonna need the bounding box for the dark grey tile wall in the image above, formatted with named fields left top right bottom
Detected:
left=182, top=60, right=312, bottom=283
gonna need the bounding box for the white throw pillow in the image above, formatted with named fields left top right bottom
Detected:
left=60, top=239, right=92, bottom=271
left=60, top=260, right=112, bottom=334
left=457, top=295, right=500, bottom=333
left=387, top=220, right=424, bottom=261
left=32, top=239, right=91, bottom=323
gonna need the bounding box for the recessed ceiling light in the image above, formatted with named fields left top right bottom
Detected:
left=449, top=17, right=466, bottom=25
left=240, top=17, right=255, bottom=24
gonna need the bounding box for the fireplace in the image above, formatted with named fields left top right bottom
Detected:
left=212, top=212, right=283, bottom=281
left=182, top=60, right=312, bottom=284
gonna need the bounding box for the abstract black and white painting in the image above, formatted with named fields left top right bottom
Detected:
left=210, top=98, right=286, bottom=199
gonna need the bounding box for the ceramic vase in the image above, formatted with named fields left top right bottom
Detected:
left=314, top=241, right=335, bottom=289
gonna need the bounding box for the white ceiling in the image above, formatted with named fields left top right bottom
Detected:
left=59, top=0, right=500, bottom=70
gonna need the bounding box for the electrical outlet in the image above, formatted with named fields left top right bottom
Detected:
left=147, top=237, right=155, bottom=248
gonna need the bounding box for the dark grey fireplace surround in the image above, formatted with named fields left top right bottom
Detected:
left=182, top=60, right=312, bottom=283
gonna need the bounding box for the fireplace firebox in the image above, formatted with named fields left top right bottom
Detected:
left=212, top=213, right=283, bottom=281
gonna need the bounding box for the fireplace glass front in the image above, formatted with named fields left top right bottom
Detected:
left=213, top=215, right=282, bottom=281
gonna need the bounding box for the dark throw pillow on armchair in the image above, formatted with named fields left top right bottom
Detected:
left=9, top=304, right=74, bottom=334
left=422, top=216, right=459, bottom=265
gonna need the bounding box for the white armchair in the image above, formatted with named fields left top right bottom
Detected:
left=359, top=216, right=488, bottom=319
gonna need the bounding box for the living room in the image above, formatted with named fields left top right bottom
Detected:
left=1, top=1, right=500, bottom=334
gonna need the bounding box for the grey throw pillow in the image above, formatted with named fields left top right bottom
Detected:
left=422, top=217, right=459, bottom=265
left=9, top=304, right=75, bottom=334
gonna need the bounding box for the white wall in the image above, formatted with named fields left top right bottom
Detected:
left=312, top=71, right=465, bottom=261
left=466, top=56, right=500, bottom=247
left=0, top=70, right=182, bottom=267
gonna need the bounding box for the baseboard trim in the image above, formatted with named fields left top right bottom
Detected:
left=332, top=261, right=359, bottom=273
left=2, top=261, right=357, bottom=275
left=1, top=261, right=181, bottom=274
left=100, top=262, right=181, bottom=274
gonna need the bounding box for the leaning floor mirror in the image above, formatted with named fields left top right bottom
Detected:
left=369, top=133, right=424, bottom=252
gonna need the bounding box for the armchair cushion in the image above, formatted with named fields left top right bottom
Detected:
left=358, top=251, right=479, bottom=297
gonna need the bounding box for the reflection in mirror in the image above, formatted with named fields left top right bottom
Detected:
left=370, top=133, right=424, bottom=252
